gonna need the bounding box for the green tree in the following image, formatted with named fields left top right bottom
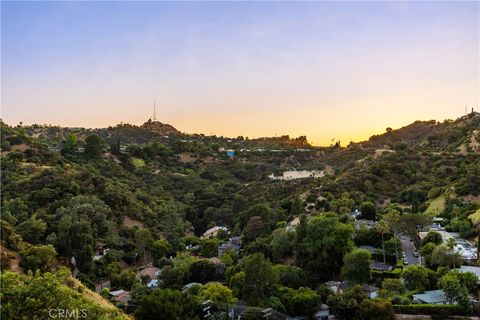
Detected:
left=134, top=289, right=199, bottom=320
left=401, top=265, right=431, bottom=291
left=438, top=272, right=469, bottom=305
left=159, top=266, right=185, bottom=290
left=270, top=228, right=294, bottom=263
left=341, top=249, right=372, bottom=284
left=431, top=245, right=462, bottom=268
left=383, top=209, right=401, bottom=261
left=358, top=299, right=395, bottom=320
left=15, top=215, right=47, bottom=244
left=422, top=231, right=443, bottom=246
left=242, top=253, right=277, bottom=305
left=135, top=228, right=154, bottom=267
left=200, top=238, right=219, bottom=258
left=152, top=239, right=172, bottom=261
left=376, top=221, right=389, bottom=264
left=296, top=215, right=354, bottom=282
left=229, top=271, right=245, bottom=299
left=273, top=264, right=306, bottom=289
left=20, top=244, right=57, bottom=272
left=198, top=282, right=237, bottom=304
left=291, top=196, right=303, bottom=215
left=1, top=269, right=128, bottom=320
left=61, top=133, right=78, bottom=154
left=85, top=134, right=104, bottom=158
left=277, top=286, right=321, bottom=317
left=360, top=202, right=377, bottom=220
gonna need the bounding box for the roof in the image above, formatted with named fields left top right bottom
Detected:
left=109, top=289, right=126, bottom=296
left=362, top=284, right=379, bottom=293
left=371, top=261, right=393, bottom=271
left=147, top=279, right=160, bottom=288
left=412, top=290, right=448, bottom=304
left=137, top=266, right=161, bottom=279
left=324, top=281, right=340, bottom=287
left=182, top=282, right=202, bottom=291
left=202, top=226, right=228, bottom=238
left=113, top=291, right=131, bottom=304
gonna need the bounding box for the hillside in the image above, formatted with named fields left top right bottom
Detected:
left=1, top=112, right=479, bottom=319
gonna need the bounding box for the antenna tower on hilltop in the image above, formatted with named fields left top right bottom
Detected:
left=153, top=100, right=157, bottom=121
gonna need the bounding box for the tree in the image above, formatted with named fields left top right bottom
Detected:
left=383, top=209, right=401, bottom=261
left=328, top=285, right=367, bottom=320
left=135, top=228, right=154, bottom=267
left=291, top=196, right=303, bottom=215
left=296, top=215, right=354, bottom=282
left=134, top=289, right=199, bottom=320
left=1, top=269, right=128, bottom=320
left=419, top=242, right=436, bottom=267
left=159, top=266, right=185, bottom=290
left=401, top=265, right=431, bottom=291
left=438, top=272, right=469, bottom=305
left=431, top=245, right=461, bottom=268
left=358, top=299, right=395, bottom=320
left=85, top=134, right=104, bottom=158
left=360, top=202, right=377, bottom=220
left=152, top=240, right=172, bottom=261
left=242, top=253, right=277, bottom=305
left=200, top=238, right=219, bottom=258
left=456, top=271, right=478, bottom=292
left=341, top=249, right=371, bottom=284
left=229, top=271, right=245, bottom=299
left=273, top=264, right=306, bottom=289
left=20, top=245, right=57, bottom=272
left=376, top=221, right=388, bottom=264
left=382, top=278, right=405, bottom=295
left=270, top=228, right=294, bottom=263
left=15, top=215, right=47, bottom=244
left=188, top=259, right=221, bottom=284
left=277, top=286, right=321, bottom=317
left=61, top=133, right=77, bottom=154
left=422, top=231, right=443, bottom=246
left=198, top=282, right=237, bottom=304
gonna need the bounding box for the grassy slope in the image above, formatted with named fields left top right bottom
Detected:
left=424, top=195, right=445, bottom=216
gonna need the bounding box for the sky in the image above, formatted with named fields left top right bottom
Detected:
left=1, top=1, right=479, bottom=145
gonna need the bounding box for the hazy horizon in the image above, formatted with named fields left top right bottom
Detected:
left=2, top=1, right=479, bottom=145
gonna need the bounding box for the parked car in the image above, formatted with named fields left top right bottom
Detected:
left=403, top=258, right=409, bottom=265
left=413, top=251, right=419, bottom=257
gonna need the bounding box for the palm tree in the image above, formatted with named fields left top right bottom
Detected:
left=377, top=221, right=389, bottom=264
left=384, top=208, right=401, bottom=262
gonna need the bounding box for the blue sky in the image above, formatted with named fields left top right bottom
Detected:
left=2, top=1, right=479, bottom=144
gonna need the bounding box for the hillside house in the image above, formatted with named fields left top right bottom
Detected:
left=202, top=226, right=228, bottom=239
left=412, top=290, right=450, bottom=305
left=218, top=236, right=242, bottom=257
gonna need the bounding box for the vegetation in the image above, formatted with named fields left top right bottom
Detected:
left=1, top=113, right=479, bottom=319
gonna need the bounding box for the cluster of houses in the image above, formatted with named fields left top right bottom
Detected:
left=419, top=219, right=478, bottom=261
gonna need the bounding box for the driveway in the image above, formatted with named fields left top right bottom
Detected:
left=400, top=235, right=421, bottom=265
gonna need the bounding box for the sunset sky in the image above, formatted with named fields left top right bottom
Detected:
left=2, top=1, right=479, bottom=145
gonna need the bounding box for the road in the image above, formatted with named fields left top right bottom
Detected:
left=400, top=235, right=421, bottom=265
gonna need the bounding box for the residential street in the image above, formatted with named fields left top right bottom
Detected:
left=400, top=235, right=421, bottom=265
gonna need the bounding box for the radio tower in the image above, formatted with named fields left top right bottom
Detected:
left=153, top=99, right=157, bottom=121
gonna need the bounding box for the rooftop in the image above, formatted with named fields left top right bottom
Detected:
left=412, top=290, right=448, bottom=304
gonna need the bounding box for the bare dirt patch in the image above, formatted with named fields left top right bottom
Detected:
left=123, top=216, right=144, bottom=229
left=179, top=153, right=197, bottom=163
